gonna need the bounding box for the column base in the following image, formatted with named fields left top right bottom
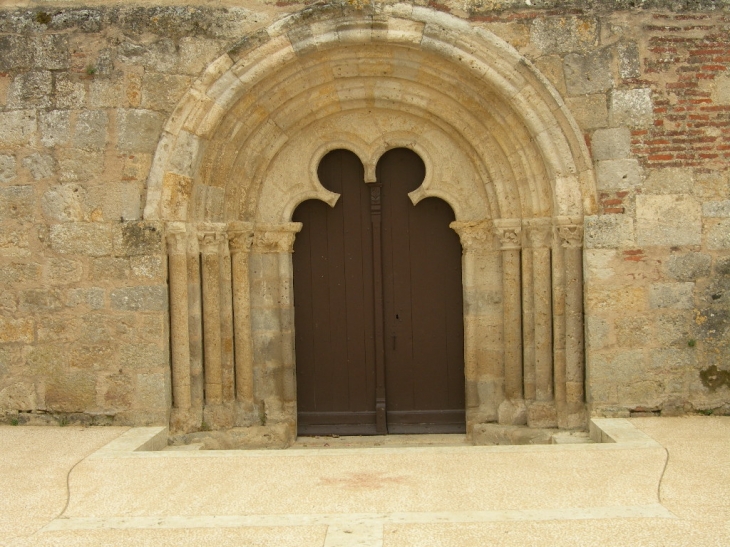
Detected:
left=558, top=402, right=587, bottom=429
left=203, top=402, right=235, bottom=430
left=498, top=398, right=527, bottom=425
left=169, top=407, right=203, bottom=434
left=527, top=401, right=557, bottom=428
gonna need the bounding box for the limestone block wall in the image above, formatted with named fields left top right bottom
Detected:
left=0, top=0, right=729, bottom=427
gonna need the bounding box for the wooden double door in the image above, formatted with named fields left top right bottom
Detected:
left=293, top=148, right=465, bottom=435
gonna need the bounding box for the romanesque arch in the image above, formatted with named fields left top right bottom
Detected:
left=148, top=4, right=597, bottom=438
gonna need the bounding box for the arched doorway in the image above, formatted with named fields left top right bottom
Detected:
left=293, top=148, right=465, bottom=435
left=151, top=6, right=597, bottom=439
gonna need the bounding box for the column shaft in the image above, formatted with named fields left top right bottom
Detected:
left=502, top=248, right=523, bottom=400
left=228, top=223, right=254, bottom=406
left=533, top=245, right=553, bottom=402
left=187, top=240, right=204, bottom=410
left=166, top=224, right=191, bottom=409
left=521, top=236, right=535, bottom=401
left=199, top=225, right=226, bottom=405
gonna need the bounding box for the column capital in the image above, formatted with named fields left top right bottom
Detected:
left=524, top=218, right=552, bottom=249
left=197, top=222, right=228, bottom=254
left=252, top=223, right=303, bottom=253
left=166, top=222, right=188, bottom=255
left=450, top=220, right=493, bottom=252
left=555, top=221, right=584, bottom=249
left=494, top=218, right=522, bottom=250
left=227, top=221, right=255, bottom=255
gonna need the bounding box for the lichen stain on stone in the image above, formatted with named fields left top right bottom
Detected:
left=121, top=221, right=161, bottom=253
left=699, top=365, right=729, bottom=392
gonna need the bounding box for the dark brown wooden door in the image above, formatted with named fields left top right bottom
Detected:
left=379, top=148, right=465, bottom=433
left=293, top=148, right=465, bottom=435
left=293, top=149, right=377, bottom=435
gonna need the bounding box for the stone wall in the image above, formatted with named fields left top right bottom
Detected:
left=1, top=0, right=729, bottom=427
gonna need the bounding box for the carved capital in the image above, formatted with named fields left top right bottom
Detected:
left=524, top=218, right=552, bottom=249
left=556, top=224, right=584, bottom=248
left=197, top=222, right=227, bottom=254
left=166, top=222, right=188, bottom=255
left=252, top=223, right=303, bottom=253
left=494, top=218, right=522, bottom=250
left=449, top=220, right=493, bottom=252
left=227, top=221, right=254, bottom=255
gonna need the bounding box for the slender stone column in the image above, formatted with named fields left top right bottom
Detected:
left=450, top=220, right=496, bottom=428
left=198, top=223, right=227, bottom=406
left=166, top=222, right=191, bottom=410
left=228, top=222, right=255, bottom=415
left=220, top=241, right=235, bottom=403
left=494, top=219, right=525, bottom=425
left=187, top=233, right=204, bottom=412
left=521, top=222, right=535, bottom=402
left=250, top=223, right=301, bottom=434
left=557, top=220, right=585, bottom=429
left=527, top=219, right=553, bottom=404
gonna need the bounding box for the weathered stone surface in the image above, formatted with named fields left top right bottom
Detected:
left=66, top=287, right=105, bottom=310
left=117, top=109, right=165, bottom=153
left=46, top=258, right=83, bottom=284
left=702, top=201, right=730, bottom=218
left=32, top=34, right=70, bottom=70
left=136, top=372, right=170, bottom=411
left=586, top=287, right=646, bottom=313
left=37, top=315, right=82, bottom=343
left=0, top=262, right=40, bottom=284
left=0, top=186, right=34, bottom=222
left=0, top=35, right=32, bottom=71
left=73, top=110, right=108, bottom=150
left=131, top=255, right=165, bottom=280
left=644, top=168, right=693, bottom=195
left=110, top=286, right=167, bottom=311
left=636, top=195, right=701, bottom=246
left=41, top=184, right=87, bottom=222
left=0, top=155, right=16, bottom=183
left=120, top=343, right=168, bottom=369
left=586, top=315, right=611, bottom=350
left=54, top=73, right=86, bottom=109
left=596, top=159, right=641, bottom=190
left=565, top=94, right=608, bottom=130
left=584, top=215, right=634, bottom=249
left=530, top=16, right=598, bottom=54
left=0, top=317, right=34, bottom=343
left=617, top=41, right=640, bottom=79
left=89, top=77, right=125, bottom=108
left=614, top=315, right=651, bottom=348
left=49, top=222, right=112, bottom=256
left=564, top=49, right=612, bottom=96
left=0, top=110, right=36, bottom=147
left=0, top=382, right=37, bottom=411
left=113, top=221, right=164, bottom=256
left=649, top=282, right=694, bottom=310
left=141, top=73, right=192, bottom=111
left=609, top=88, right=653, bottom=128
left=45, top=372, right=96, bottom=413
left=19, top=288, right=64, bottom=312
left=90, top=257, right=130, bottom=281
left=0, top=228, right=31, bottom=258
left=57, top=149, right=104, bottom=183
left=472, top=424, right=552, bottom=445
left=665, top=252, right=712, bottom=282
left=39, top=109, right=70, bottom=148
left=22, top=153, right=55, bottom=180
left=592, top=127, right=631, bottom=161
left=704, top=219, right=730, bottom=250
left=7, top=71, right=53, bottom=109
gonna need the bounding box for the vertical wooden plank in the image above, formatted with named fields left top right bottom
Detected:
left=293, top=149, right=376, bottom=435
left=379, top=148, right=465, bottom=432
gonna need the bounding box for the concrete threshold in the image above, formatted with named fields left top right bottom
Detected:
left=40, top=419, right=671, bottom=546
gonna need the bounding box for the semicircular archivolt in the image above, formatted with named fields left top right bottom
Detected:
left=146, top=7, right=596, bottom=224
